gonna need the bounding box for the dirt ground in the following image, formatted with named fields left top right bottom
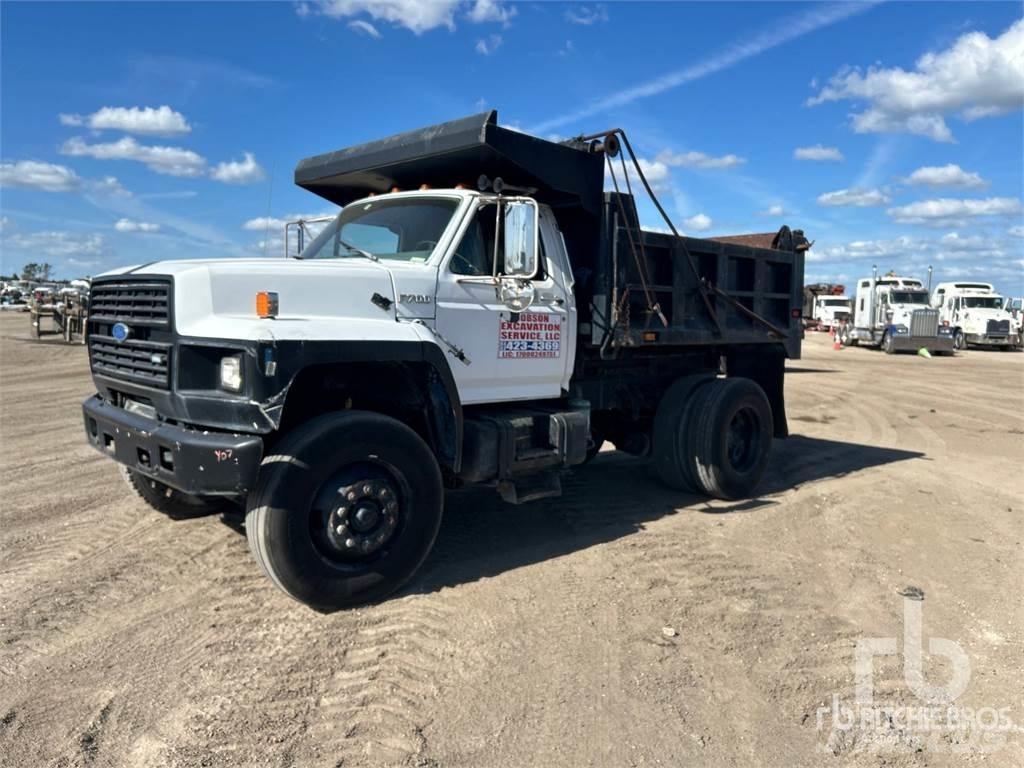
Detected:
left=1, top=311, right=1021, bottom=768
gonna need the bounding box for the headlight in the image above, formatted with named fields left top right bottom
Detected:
left=219, top=355, right=243, bottom=392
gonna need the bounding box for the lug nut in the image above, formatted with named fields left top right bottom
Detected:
left=345, top=537, right=357, bottom=549
left=336, top=524, right=347, bottom=536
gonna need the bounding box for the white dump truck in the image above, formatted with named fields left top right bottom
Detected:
left=838, top=272, right=954, bottom=354
left=801, top=284, right=851, bottom=331
left=82, top=112, right=808, bottom=609
left=931, top=282, right=1020, bottom=350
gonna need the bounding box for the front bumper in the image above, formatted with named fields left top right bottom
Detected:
left=890, top=334, right=956, bottom=353
left=966, top=333, right=1020, bottom=347
left=83, top=395, right=263, bottom=496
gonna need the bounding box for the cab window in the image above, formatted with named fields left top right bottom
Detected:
left=450, top=203, right=548, bottom=280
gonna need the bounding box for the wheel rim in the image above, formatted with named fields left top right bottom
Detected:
left=725, top=407, right=760, bottom=473
left=310, top=462, right=405, bottom=568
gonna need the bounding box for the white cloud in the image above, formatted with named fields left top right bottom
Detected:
left=60, top=105, right=191, bottom=136
left=529, top=2, right=873, bottom=133
left=114, top=218, right=160, bottom=233
left=565, top=5, right=608, bottom=25
left=3, top=230, right=106, bottom=258
left=794, top=144, right=844, bottom=161
left=209, top=152, right=266, bottom=184
left=682, top=213, right=712, bottom=232
left=467, top=0, right=515, bottom=25
left=657, top=150, right=745, bottom=170
left=475, top=34, right=502, bottom=55
left=347, top=19, right=381, bottom=38
left=817, top=188, right=890, bottom=207
left=938, top=232, right=988, bottom=252
left=89, top=176, right=132, bottom=198
left=762, top=204, right=786, bottom=216
left=0, top=216, right=11, bottom=232
left=808, top=19, right=1024, bottom=142
left=61, top=136, right=207, bottom=177
left=1009, top=226, right=1024, bottom=238
left=887, top=196, right=1022, bottom=225
left=902, top=164, right=987, bottom=189
left=0, top=160, right=81, bottom=192
left=307, top=0, right=460, bottom=34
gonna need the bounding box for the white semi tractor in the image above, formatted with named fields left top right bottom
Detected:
left=931, top=282, right=1020, bottom=350
left=81, top=112, right=808, bottom=610
left=838, top=272, right=955, bottom=354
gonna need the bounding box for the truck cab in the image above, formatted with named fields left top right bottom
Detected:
left=813, top=295, right=851, bottom=330
left=931, top=282, right=1020, bottom=350
left=842, top=274, right=954, bottom=354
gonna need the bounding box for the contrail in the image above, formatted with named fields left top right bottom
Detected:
left=527, top=1, right=881, bottom=135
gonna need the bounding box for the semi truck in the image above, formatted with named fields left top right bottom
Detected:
left=930, top=282, right=1020, bottom=350
left=81, top=111, right=806, bottom=609
left=838, top=271, right=954, bottom=354
left=802, top=283, right=851, bottom=331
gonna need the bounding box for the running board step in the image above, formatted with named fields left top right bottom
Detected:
left=497, top=472, right=562, bottom=505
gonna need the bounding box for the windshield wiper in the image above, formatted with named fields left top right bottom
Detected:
left=335, top=235, right=378, bottom=262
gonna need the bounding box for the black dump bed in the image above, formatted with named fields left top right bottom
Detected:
left=296, top=111, right=805, bottom=359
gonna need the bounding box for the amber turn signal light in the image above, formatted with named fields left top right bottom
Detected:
left=256, top=291, right=279, bottom=318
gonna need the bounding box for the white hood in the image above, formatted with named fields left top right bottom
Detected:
left=114, top=258, right=431, bottom=342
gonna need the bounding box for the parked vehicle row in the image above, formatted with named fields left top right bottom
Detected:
left=824, top=273, right=1019, bottom=356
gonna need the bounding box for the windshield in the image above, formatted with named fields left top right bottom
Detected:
left=891, top=291, right=929, bottom=304
left=823, top=299, right=850, bottom=307
left=963, top=296, right=1003, bottom=309
left=301, top=197, right=459, bottom=262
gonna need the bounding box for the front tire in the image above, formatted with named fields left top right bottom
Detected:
left=882, top=331, right=895, bottom=354
left=953, top=329, right=966, bottom=350
left=245, top=411, right=443, bottom=611
left=121, top=466, right=224, bottom=518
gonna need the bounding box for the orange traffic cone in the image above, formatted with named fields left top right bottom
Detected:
left=833, top=337, right=842, bottom=351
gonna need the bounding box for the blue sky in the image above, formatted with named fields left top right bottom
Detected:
left=2, top=1, right=1022, bottom=295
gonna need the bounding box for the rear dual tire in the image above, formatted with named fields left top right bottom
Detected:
left=654, top=377, right=773, bottom=500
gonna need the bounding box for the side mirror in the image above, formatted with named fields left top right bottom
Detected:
left=500, top=200, right=539, bottom=279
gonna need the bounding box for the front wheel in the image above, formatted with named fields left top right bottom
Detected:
left=882, top=331, right=895, bottom=354
left=245, top=411, right=443, bottom=611
left=953, top=329, right=966, bottom=350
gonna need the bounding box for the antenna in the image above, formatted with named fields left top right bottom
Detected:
left=262, top=159, right=276, bottom=259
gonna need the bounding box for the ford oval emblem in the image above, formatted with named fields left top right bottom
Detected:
left=111, top=322, right=132, bottom=343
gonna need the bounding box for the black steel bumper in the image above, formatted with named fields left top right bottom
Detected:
left=83, top=395, right=263, bottom=496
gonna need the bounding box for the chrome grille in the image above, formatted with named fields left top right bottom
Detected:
left=89, top=280, right=170, bottom=327
left=89, top=335, right=171, bottom=389
left=986, top=319, right=1010, bottom=335
left=909, top=308, right=939, bottom=337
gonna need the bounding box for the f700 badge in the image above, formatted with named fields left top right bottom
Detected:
left=399, top=294, right=432, bottom=304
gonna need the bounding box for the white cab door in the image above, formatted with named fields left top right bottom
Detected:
left=433, top=202, right=573, bottom=405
